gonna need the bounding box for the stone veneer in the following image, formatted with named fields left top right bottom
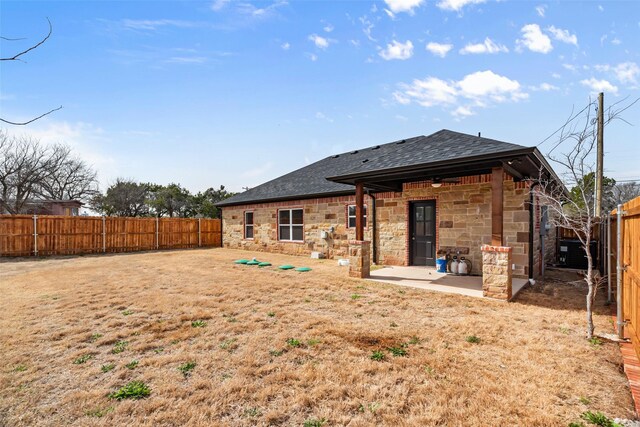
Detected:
left=221, top=173, right=538, bottom=279
left=481, top=245, right=513, bottom=300
left=349, top=240, right=370, bottom=278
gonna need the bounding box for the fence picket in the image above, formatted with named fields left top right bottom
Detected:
left=0, top=215, right=221, bottom=257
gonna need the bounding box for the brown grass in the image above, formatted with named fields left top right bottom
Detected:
left=0, top=249, right=634, bottom=426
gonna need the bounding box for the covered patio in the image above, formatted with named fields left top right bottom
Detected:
left=368, top=266, right=529, bottom=299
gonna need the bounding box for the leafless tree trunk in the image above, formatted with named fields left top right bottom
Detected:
left=536, top=97, right=637, bottom=339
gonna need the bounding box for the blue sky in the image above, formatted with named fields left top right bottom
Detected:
left=1, top=0, right=639, bottom=194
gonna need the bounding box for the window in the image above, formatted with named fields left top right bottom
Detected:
left=244, top=211, right=254, bottom=239
left=278, top=208, right=303, bottom=241
left=347, top=205, right=367, bottom=228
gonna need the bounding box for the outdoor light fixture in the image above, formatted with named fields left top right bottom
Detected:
left=431, top=181, right=442, bottom=188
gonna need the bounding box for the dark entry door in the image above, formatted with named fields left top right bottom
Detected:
left=410, top=201, right=436, bottom=266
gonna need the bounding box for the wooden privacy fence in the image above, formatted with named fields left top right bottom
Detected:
left=611, top=195, right=640, bottom=359
left=0, top=215, right=222, bottom=257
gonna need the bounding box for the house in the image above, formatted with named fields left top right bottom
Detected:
left=216, top=130, right=561, bottom=299
left=1, top=199, right=83, bottom=216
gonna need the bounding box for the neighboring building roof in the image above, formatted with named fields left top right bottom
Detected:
left=217, top=129, right=553, bottom=207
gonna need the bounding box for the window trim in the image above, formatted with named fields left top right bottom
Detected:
left=277, top=208, right=304, bottom=242
left=244, top=210, right=254, bottom=240
left=347, top=204, right=368, bottom=229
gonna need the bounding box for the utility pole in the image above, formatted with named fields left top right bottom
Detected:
left=595, top=92, right=604, bottom=275
left=595, top=92, right=604, bottom=217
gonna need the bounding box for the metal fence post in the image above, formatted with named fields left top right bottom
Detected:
left=156, top=217, right=159, bottom=250
left=607, top=215, right=612, bottom=304
left=198, top=218, right=202, bottom=247
left=616, top=204, right=624, bottom=339
left=102, top=216, right=106, bottom=253
left=33, top=214, right=38, bottom=257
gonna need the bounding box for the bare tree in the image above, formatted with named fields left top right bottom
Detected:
left=609, top=181, right=640, bottom=210
left=536, top=97, right=638, bottom=339
left=0, top=131, right=98, bottom=214
left=0, top=18, right=62, bottom=125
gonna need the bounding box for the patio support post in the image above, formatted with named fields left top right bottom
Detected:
left=491, top=167, right=504, bottom=246
left=355, top=182, right=364, bottom=241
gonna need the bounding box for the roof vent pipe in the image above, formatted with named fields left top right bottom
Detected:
left=478, top=132, right=481, bottom=137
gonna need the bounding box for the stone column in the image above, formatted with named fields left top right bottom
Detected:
left=481, top=244, right=512, bottom=300
left=349, top=240, right=370, bottom=278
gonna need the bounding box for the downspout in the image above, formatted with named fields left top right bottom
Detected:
left=528, top=182, right=540, bottom=285
left=367, top=190, right=377, bottom=264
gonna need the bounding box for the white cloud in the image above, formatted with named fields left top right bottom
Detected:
left=551, top=72, right=562, bottom=79
left=425, top=42, right=453, bottom=58
left=164, top=56, right=207, bottom=64
left=613, top=62, right=639, bottom=84
left=459, top=37, right=508, bottom=54
left=580, top=78, right=618, bottom=95
left=315, top=112, right=334, bottom=122
left=120, top=19, right=198, bottom=31
left=598, top=4, right=604, bottom=11
left=379, top=40, right=414, bottom=60
left=394, top=70, right=527, bottom=117
left=383, top=0, right=424, bottom=15
left=306, top=53, right=318, bottom=61
left=452, top=106, right=475, bottom=117
left=536, top=4, right=546, bottom=17
left=395, top=114, right=409, bottom=121
left=308, top=34, right=330, bottom=49
left=517, top=24, right=553, bottom=53
left=210, top=0, right=230, bottom=11
left=237, top=0, right=288, bottom=18
left=530, top=82, right=559, bottom=91
left=611, top=37, right=621, bottom=45
left=547, top=25, right=578, bottom=45
left=281, top=42, right=290, bottom=50
left=436, top=0, right=486, bottom=12
left=359, top=16, right=376, bottom=41
left=594, top=62, right=639, bottom=85
left=323, top=23, right=334, bottom=33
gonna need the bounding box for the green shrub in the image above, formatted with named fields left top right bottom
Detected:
left=370, top=350, right=385, bottom=361
left=13, top=364, right=27, bottom=372
left=191, top=320, right=207, bottom=328
left=74, top=354, right=93, bottom=364
left=112, top=340, right=128, bottom=354
left=125, top=360, right=139, bottom=370
left=267, top=311, right=276, bottom=317
left=304, top=418, right=327, bottom=427
left=101, top=363, right=116, bottom=373
left=286, top=338, right=302, bottom=348
left=108, top=381, right=151, bottom=400
left=88, top=333, right=103, bottom=343
left=122, top=310, right=134, bottom=316
left=465, top=335, right=481, bottom=344
left=178, top=361, right=196, bottom=377
left=580, top=411, right=622, bottom=427
left=85, top=406, right=114, bottom=418
left=387, top=346, right=407, bottom=357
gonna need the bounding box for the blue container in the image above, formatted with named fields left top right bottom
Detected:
left=435, top=258, right=447, bottom=273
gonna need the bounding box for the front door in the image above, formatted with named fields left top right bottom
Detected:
left=410, top=201, right=436, bottom=266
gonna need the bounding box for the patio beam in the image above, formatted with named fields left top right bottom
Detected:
left=491, top=167, right=504, bottom=246
left=355, top=182, right=364, bottom=241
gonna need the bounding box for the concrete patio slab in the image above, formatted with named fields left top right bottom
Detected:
left=367, top=266, right=528, bottom=299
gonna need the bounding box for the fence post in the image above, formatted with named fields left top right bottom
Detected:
left=198, top=218, right=201, bottom=247
left=607, top=215, right=612, bottom=304
left=33, top=214, right=38, bottom=257
left=156, top=216, right=159, bottom=250
left=616, top=204, right=624, bottom=340
left=102, top=216, right=106, bottom=253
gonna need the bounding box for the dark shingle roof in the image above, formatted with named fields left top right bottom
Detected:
left=217, top=129, right=528, bottom=207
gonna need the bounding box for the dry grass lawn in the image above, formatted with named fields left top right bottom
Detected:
left=0, top=248, right=634, bottom=426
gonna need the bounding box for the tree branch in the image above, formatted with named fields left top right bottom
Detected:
left=0, top=17, right=52, bottom=62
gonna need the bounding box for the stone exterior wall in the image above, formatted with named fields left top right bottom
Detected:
left=221, top=195, right=373, bottom=259
left=481, top=245, right=513, bottom=300
left=374, top=175, right=531, bottom=278
left=221, top=174, right=536, bottom=279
